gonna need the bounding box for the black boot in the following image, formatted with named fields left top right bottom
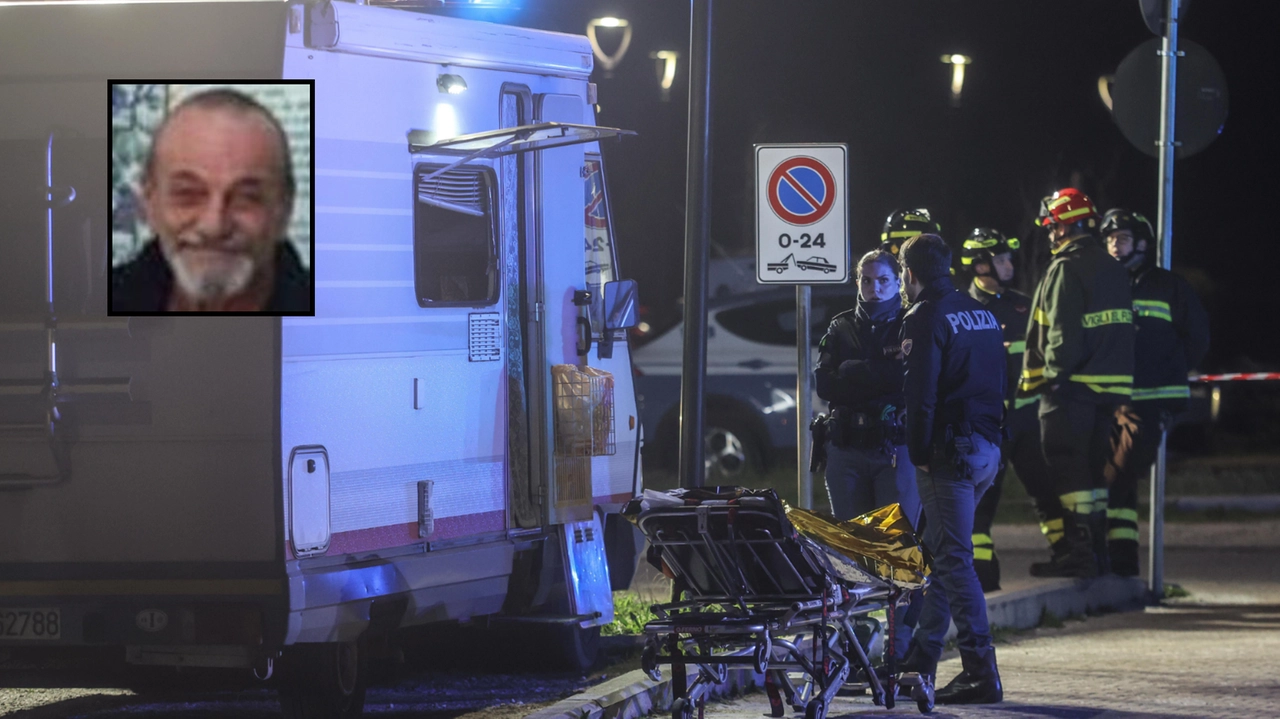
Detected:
left=897, top=639, right=937, bottom=683
left=1029, top=517, right=1097, bottom=578
left=975, top=551, right=1001, bottom=593
left=1109, top=539, right=1140, bottom=577
left=936, top=650, right=1003, bottom=705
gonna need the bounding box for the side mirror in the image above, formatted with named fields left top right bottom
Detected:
left=602, top=279, right=639, bottom=331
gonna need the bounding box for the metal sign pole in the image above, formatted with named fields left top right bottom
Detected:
left=677, top=0, right=713, bottom=489
left=1149, top=0, right=1179, bottom=601
left=796, top=285, right=812, bottom=509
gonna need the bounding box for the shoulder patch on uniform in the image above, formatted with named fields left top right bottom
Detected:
left=901, top=339, right=913, bottom=356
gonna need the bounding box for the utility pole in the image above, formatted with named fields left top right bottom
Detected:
left=1149, top=0, right=1180, bottom=602
left=677, top=0, right=713, bottom=489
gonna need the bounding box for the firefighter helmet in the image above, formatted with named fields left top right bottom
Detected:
left=1100, top=208, right=1155, bottom=269
left=1035, top=188, right=1099, bottom=231
left=961, top=227, right=1020, bottom=268
left=1100, top=208, right=1155, bottom=245
left=881, top=208, right=941, bottom=255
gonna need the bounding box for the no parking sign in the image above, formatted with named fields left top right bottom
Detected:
left=755, top=144, right=849, bottom=284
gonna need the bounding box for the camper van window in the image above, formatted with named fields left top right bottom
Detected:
left=584, top=155, right=617, bottom=335
left=413, top=165, right=499, bottom=306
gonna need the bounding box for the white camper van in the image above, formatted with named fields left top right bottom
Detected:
left=0, top=3, right=643, bottom=715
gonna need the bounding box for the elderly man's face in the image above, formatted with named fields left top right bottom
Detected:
left=141, top=106, right=290, bottom=303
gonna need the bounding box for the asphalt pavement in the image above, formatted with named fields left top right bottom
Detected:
left=693, top=527, right=1280, bottom=719
left=2, top=522, right=1276, bottom=718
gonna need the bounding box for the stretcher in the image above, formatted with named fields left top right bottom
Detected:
left=623, top=487, right=936, bottom=718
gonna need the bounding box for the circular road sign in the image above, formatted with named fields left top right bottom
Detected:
left=766, top=156, right=836, bottom=226
left=1112, top=37, right=1228, bottom=160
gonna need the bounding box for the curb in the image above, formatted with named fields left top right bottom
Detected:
left=526, top=576, right=1147, bottom=719
left=524, top=667, right=762, bottom=719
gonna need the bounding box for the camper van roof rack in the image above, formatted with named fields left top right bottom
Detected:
left=409, top=121, right=635, bottom=186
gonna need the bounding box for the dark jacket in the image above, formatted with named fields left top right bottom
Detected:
left=111, top=239, right=312, bottom=313
left=968, top=281, right=1036, bottom=410
left=1130, top=264, right=1211, bottom=411
left=900, top=276, right=1006, bottom=467
left=814, top=296, right=906, bottom=414
left=1019, top=235, right=1134, bottom=404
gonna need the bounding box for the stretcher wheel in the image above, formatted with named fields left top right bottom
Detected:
left=803, top=697, right=825, bottom=719
left=671, top=697, right=693, bottom=719
left=753, top=641, right=769, bottom=674
left=912, top=680, right=934, bottom=713
left=642, top=642, right=661, bottom=681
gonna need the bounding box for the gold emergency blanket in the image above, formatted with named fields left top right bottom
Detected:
left=785, top=503, right=931, bottom=589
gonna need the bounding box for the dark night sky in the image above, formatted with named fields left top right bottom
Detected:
left=441, top=1, right=1280, bottom=371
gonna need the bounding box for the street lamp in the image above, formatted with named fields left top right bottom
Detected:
left=587, top=17, right=633, bottom=76
left=650, top=50, right=679, bottom=101
left=941, top=53, right=972, bottom=107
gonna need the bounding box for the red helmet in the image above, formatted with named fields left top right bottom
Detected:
left=1036, top=188, right=1099, bottom=229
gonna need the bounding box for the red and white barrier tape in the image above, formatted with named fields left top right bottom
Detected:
left=1190, top=373, right=1280, bottom=382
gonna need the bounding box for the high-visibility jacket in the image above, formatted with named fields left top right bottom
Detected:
left=1019, top=235, right=1134, bottom=403
left=1130, top=264, right=1210, bottom=411
left=968, top=281, right=1036, bottom=410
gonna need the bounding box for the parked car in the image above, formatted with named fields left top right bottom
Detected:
left=633, top=286, right=863, bottom=480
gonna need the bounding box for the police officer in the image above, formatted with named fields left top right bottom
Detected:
left=816, top=249, right=919, bottom=524
left=961, top=228, right=1061, bottom=591
left=1019, top=189, right=1134, bottom=577
left=814, top=249, right=919, bottom=665
left=897, top=234, right=1005, bottom=705
left=1102, top=209, right=1210, bottom=575
left=880, top=208, right=942, bottom=258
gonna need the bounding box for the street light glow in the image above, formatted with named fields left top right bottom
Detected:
left=651, top=51, right=679, bottom=92
left=587, top=17, right=633, bottom=73
left=941, top=54, right=973, bottom=105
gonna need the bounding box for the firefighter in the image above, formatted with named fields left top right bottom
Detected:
left=960, top=228, right=1060, bottom=591
left=898, top=234, right=1005, bottom=705
left=1018, top=188, right=1134, bottom=578
left=814, top=248, right=919, bottom=664
left=880, top=208, right=942, bottom=258
left=1102, top=208, right=1210, bottom=575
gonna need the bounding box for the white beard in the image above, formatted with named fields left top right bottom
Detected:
left=167, top=248, right=257, bottom=303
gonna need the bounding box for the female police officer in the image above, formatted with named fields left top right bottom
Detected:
left=814, top=249, right=921, bottom=668
left=815, top=249, right=920, bottom=527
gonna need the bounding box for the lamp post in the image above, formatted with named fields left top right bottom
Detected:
left=678, top=0, right=712, bottom=489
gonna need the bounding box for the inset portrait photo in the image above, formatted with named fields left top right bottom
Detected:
left=109, top=81, right=314, bottom=315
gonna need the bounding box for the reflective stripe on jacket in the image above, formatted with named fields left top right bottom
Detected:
left=1019, top=235, right=1134, bottom=403
left=1130, top=265, right=1211, bottom=412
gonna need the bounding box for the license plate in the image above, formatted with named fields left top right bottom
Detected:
left=0, top=608, right=61, bottom=640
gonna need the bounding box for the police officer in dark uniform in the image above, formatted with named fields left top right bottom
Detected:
left=960, top=228, right=1060, bottom=591
left=1102, top=209, right=1210, bottom=575
left=814, top=249, right=919, bottom=665
left=897, top=234, right=1005, bottom=705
